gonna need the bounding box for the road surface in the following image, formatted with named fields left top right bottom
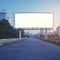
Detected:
left=0, top=37, right=60, bottom=60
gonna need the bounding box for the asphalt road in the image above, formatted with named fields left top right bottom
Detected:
left=0, top=37, right=60, bottom=60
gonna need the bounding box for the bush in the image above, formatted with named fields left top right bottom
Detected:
left=40, top=35, right=44, bottom=39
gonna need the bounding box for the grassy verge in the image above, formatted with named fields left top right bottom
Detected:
left=38, top=37, right=60, bottom=45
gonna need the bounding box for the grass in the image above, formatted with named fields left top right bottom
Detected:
left=38, top=37, right=60, bottom=45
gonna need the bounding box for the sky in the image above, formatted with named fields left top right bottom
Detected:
left=0, top=0, right=60, bottom=34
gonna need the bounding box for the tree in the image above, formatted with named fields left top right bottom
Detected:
left=21, top=29, right=25, bottom=38
left=0, top=19, right=18, bottom=39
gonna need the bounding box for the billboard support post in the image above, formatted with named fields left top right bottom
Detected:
left=19, top=28, right=21, bottom=40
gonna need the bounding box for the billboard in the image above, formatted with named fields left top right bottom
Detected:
left=15, top=13, right=53, bottom=29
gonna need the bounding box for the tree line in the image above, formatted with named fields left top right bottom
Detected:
left=0, top=19, right=24, bottom=39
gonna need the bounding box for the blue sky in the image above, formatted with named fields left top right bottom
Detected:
left=0, top=0, right=60, bottom=34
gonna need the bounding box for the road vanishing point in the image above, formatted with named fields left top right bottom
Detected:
left=0, top=37, right=60, bottom=60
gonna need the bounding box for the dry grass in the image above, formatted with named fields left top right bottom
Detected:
left=38, top=37, right=60, bottom=45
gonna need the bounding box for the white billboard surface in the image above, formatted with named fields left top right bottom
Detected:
left=15, top=13, right=53, bottom=28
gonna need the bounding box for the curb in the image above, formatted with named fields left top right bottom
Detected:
left=0, top=38, right=26, bottom=47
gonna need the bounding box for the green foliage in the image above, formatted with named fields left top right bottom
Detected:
left=0, top=19, right=19, bottom=39
left=40, top=35, right=44, bottom=39
left=21, top=29, right=25, bottom=38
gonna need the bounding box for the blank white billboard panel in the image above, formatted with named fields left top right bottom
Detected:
left=15, top=13, right=53, bottom=28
